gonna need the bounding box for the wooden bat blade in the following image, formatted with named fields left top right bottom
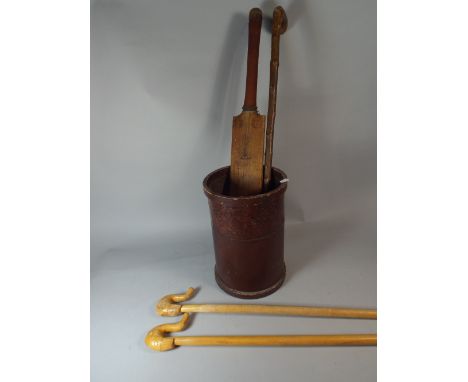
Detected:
left=230, top=111, right=266, bottom=196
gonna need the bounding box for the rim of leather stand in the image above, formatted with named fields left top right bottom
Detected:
left=203, top=166, right=288, bottom=201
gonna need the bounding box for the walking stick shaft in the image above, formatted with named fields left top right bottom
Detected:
left=145, top=313, right=377, bottom=351
left=263, top=6, right=288, bottom=190
left=157, top=288, right=377, bottom=319
left=181, top=304, right=377, bottom=319
left=175, top=334, right=377, bottom=347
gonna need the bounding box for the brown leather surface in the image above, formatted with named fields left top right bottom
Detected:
left=203, top=166, right=287, bottom=299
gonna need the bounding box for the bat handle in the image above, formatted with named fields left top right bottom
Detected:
left=243, top=8, right=262, bottom=112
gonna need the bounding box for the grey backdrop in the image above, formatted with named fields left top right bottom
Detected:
left=91, top=0, right=376, bottom=380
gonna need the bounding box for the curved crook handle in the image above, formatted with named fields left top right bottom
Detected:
left=157, top=287, right=195, bottom=316
left=145, top=313, right=190, bottom=352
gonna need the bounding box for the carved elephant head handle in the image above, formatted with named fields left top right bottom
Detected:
left=156, top=287, right=195, bottom=317
left=145, top=313, right=190, bottom=352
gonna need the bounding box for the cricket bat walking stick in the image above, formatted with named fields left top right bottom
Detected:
left=230, top=8, right=266, bottom=196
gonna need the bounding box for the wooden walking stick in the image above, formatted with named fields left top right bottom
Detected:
left=145, top=313, right=377, bottom=352
left=230, top=8, right=266, bottom=196
left=157, top=288, right=377, bottom=319
left=263, top=6, right=288, bottom=191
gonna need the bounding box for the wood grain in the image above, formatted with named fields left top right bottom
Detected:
left=175, top=334, right=377, bottom=348
left=182, top=304, right=376, bottom=319
left=230, top=111, right=266, bottom=196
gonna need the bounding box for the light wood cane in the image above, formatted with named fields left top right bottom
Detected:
left=145, top=313, right=377, bottom=352
left=157, top=288, right=377, bottom=319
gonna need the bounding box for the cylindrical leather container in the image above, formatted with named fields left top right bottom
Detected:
left=203, top=166, right=287, bottom=299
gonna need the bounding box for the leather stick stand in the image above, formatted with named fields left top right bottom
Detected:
left=203, top=166, right=288, bottom=299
